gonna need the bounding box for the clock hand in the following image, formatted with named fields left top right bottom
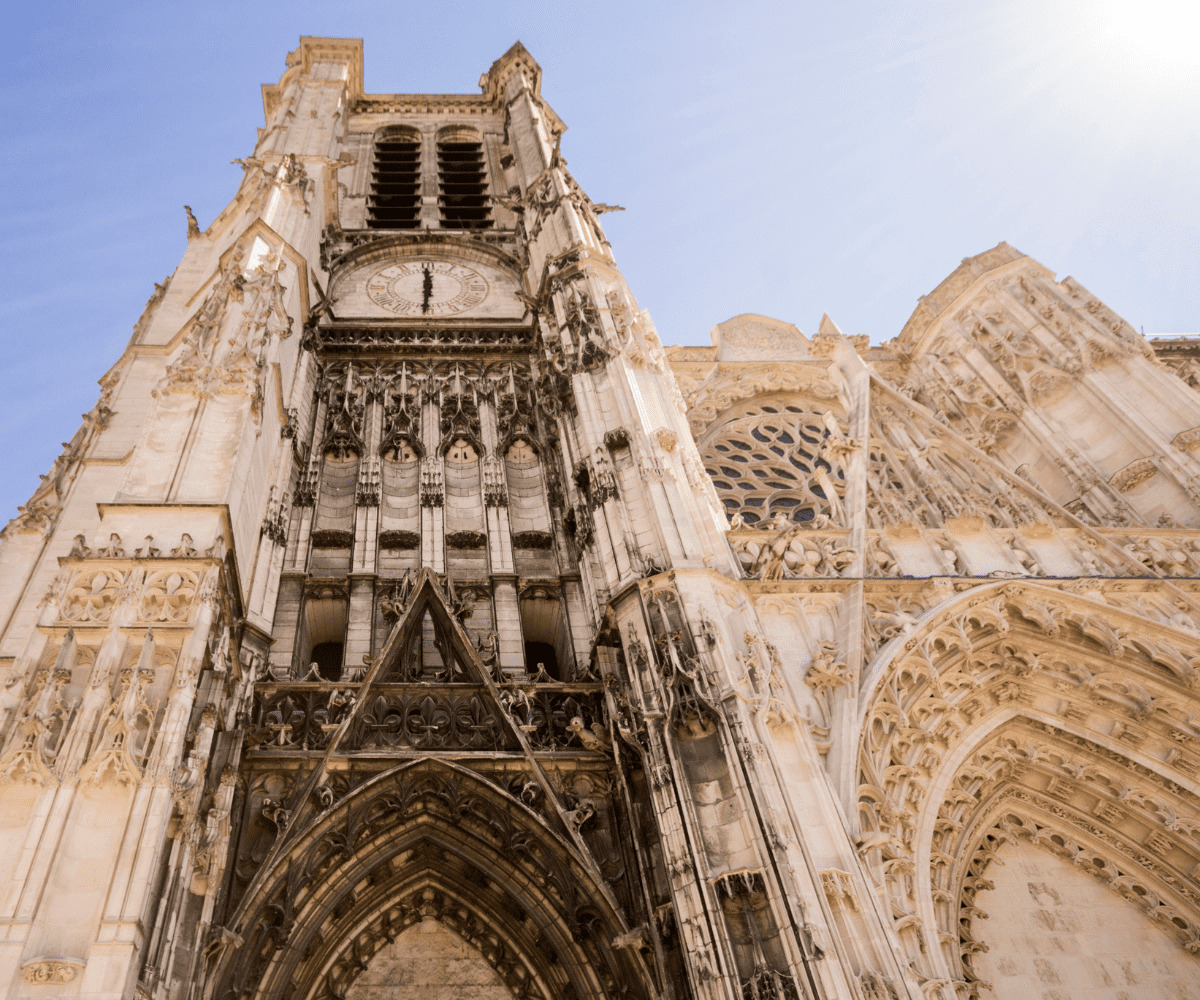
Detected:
left=421, top=264, right=433, bottom=314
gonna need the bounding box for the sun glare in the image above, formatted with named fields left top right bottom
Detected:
left=1099, top=0, right=1200, bottom=65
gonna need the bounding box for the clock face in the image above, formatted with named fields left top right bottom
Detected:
left=366, top=260, right=489, bottom=316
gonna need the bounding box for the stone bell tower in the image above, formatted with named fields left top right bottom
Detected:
left=186, top=39, right=888, bottom=1000
left=0, top=37, right=899, bottom=1000
left=9, top=33, right=1200, bottom=1000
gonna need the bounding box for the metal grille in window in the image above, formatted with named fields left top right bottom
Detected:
left=702, top=405, right=845, bottom=526
left=437, top=141, right=492, bottom=230
left=367, top=136, right=421, bottom=229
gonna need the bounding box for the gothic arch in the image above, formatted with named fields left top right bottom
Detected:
left=438, top=123, right=484, bottom=143
left=211, top=759, right=651, bottom=1000
left=376, top=123, right=421, bottom=143
left=854, top=581, right=1200, bottom=990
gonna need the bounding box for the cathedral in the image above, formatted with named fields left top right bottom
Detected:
left=5, top=37, right=1200, bottom=1000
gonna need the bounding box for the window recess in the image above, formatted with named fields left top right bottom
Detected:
left=437, top=140, right=492, bottom=230
left=367, top=135, right=421, bottom=230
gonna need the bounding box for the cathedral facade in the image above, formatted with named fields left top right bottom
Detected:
left=4, top=37, right=1200, bottom=1000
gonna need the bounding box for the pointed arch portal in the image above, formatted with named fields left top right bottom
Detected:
left=855, top=581, right=1200, bottom=991
left=211, top=759, right=651, bottom=1000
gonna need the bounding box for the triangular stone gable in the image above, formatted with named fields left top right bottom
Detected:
left=328, top=569, right=526, bottom=754
left=373, top=568, right=496, bottom=684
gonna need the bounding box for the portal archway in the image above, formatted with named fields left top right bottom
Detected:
left=211, top=759, right=651, bottom=1000
left=855, top=582, right=1200, bottom=994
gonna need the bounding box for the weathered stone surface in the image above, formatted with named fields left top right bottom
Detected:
left=973, top=840, right=1200, bottom=1000
left=346, top=921, right=512, bottom=1000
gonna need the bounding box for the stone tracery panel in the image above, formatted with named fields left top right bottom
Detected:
left=700, top=402, right=846, bottom=527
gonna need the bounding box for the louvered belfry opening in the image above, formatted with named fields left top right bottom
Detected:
left=368, top=132, right=421, bottom=229
left=437, top=139, right=492, bottom=229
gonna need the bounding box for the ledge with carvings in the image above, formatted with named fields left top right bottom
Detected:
left=306, top=322, right=536, bottom=355
left=247, top=680, right=606, bottom=754
left=319, top=224, right=521, bottom=273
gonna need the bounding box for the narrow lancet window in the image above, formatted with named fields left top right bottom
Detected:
left=368, top=132, right=421, bottom=229
left=437, top=137, right=492, bottom=229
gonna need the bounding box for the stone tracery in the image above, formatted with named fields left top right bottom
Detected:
left=701, top=402, right=846, bottom=527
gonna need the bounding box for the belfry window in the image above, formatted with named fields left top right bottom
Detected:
left=367, top=130, right=421, bottom=229
left=437, top=132, right=492, bottom=230
left=519, top=592, right=574, bottom=681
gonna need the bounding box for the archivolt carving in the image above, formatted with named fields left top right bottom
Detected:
left=211, top=759, right=650, bottom=1000
left=949, top=773, right=1200, bottom=985
left=317, top=884, right=548, bottom=1000
left=856, top=581, right=1200, bottom=988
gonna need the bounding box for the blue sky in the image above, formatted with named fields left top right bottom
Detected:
left=1, top=1, right=1198, bottom=522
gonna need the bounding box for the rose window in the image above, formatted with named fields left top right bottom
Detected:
left=701, top=405, right=845, bottom=526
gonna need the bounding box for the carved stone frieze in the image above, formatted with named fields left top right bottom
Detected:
left=732, top=528, right=855, bottom=580
left=22, top=960, right=83, bottom=984
left=311, top=323, right=534, bottom=353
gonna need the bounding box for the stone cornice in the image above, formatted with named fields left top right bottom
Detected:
left=351, top=94, right=496, bottom=116
left=346, top=43, right=562, bottom=134
left=1152, top=336, right=1200, bottom=360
